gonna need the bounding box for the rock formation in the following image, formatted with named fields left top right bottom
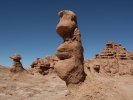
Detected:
left=95, top=41, right=133, bottom=60
left=30, top=58, right=44, bottom=75
left=85, top=41, right=133, bottom=75
left=54, top=10, right=86, bottom=85
left=10, top=54, right=25, bottom=73
left=30, top=56, right=57, bottom=75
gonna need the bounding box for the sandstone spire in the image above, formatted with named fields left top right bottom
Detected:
left=54, top=10, right=86, bottom=85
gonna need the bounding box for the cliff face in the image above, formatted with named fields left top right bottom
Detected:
left=85, top=41, right=133, bottom=75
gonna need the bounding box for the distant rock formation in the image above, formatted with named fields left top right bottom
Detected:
left=54, top=10, right=86, bottom=85
left=85, top=41, right=133, bottom=75
left=30, top=56, right=57, bottom=75
left=10, top=54, right=25, bottom=73
left=95, top=41, right=133, bottom=60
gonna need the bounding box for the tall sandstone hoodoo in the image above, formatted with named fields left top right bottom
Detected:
left=54, top=10, right=86, bottom=85
left=10, top=54, right=25, bottom=73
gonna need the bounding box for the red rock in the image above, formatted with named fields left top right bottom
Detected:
left=95, top=41, right=132, bottom=60
left=30, top=56, right=57, bottom=75
left=10, top=54, right=25, bottom=73
left=55, top=10, right=86, bottom=85
left=85, top=41, right=133, bottom=75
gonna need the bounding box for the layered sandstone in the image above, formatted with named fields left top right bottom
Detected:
left=85, top=41, right=133, bottom=75
left=95, top=41, right=133, bottom=60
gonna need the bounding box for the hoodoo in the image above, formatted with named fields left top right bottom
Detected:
left=55, top=10, right=86, bottom=85
left=10, top=54, right=25, bottom=73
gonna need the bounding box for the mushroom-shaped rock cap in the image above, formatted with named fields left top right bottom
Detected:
left=10, top=54, right=22, bottom=60
left=58, top=10, right=77, bottom=18
left=56, top=10, right=78, bottom=39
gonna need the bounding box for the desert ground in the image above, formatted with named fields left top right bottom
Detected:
left=0, top=65, right=133, bottom=100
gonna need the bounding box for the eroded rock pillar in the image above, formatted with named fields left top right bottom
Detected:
left=55, top=10, right=86, bottom=85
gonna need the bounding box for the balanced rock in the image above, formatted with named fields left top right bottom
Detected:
left=55, top=10, right=86, bottom=85
left=10, top=54, right=25, bottom=73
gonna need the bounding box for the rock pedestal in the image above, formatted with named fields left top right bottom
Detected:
left=10, top=54, right=25, bottom=73
left=54, top=10, right=86, bottom=85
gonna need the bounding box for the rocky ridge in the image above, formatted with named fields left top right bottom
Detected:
left=85, top=41, right=133, bottom=75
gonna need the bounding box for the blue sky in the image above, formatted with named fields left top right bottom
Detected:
left=0, top=0, right=133, bottom=67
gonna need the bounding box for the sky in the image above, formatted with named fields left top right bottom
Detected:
left=0, top=0, right=133, bottom=67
